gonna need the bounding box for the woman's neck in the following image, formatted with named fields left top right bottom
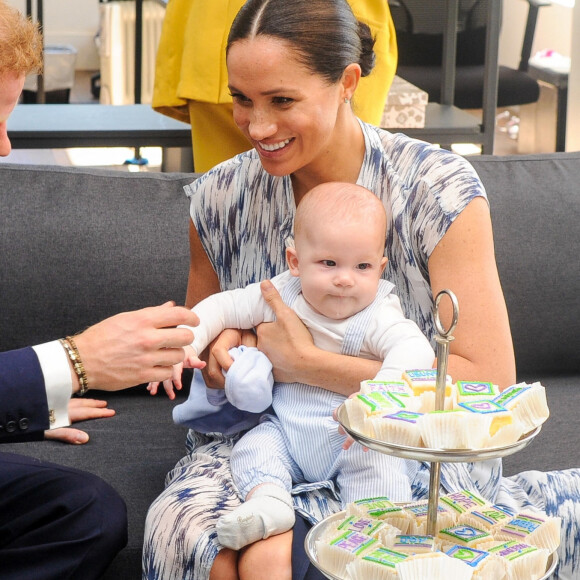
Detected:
left=291, top=113, right=365, bottom=205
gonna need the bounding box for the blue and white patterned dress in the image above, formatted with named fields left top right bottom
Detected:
left=142, top=122, right=580, bottom=580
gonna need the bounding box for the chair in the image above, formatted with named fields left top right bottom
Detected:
left=389, top=0, right=550, bottom=152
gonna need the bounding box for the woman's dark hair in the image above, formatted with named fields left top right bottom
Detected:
left=227, top=0, right=376, bottom=83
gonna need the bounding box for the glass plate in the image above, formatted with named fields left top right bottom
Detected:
left=336, top=403, right=542, bottom=463
left=304, top=511, right=558, bottom=580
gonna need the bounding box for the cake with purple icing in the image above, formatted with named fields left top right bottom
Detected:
left=495, top=511, right=561, bottom=553
left=367, top=410, right=423, bottom=446
left=487, top=540, right=550, bottom=580
left=492, top=382, right=549, bottom=432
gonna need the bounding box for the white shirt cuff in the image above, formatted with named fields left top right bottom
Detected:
left=32, top=341, right=73, bottom=429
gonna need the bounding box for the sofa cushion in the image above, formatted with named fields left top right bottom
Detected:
left=501, top=375, right=580, bottom=476
left=468, top=153, right=580, bottom=378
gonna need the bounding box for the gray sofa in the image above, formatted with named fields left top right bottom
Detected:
left=0, top=152, right=579, bottom=578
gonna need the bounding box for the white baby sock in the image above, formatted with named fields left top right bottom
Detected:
left=216, top=484, right=295, bottom=550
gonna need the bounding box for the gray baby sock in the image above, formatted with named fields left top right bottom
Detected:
left=216, top=484, right=295, bottom=550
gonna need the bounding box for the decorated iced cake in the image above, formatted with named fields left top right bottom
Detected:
left=344, top=370, right=549, bottom=450
left=314, top=490, right=559, bottom=580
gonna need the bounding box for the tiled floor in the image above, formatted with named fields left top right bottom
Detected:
left=4, top=71, right=525, bottom=169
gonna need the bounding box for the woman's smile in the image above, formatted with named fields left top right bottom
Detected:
left=258, top=138, right=293, bottom=153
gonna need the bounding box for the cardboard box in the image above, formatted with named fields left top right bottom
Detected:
left=381, top=75, right=428, bottom=129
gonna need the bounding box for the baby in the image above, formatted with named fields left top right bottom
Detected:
left=154, top=182, right=435, bottom=550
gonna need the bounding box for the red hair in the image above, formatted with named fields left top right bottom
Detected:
left=0, top=0, right=43, bottom=76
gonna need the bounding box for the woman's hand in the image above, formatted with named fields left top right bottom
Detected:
left=202, top=328, right=257, bottom=389
left=44, top=398, right=116, bottom=445
left=256, top=280, right=380, bottom=393
left=255, top=280, right=314, bottom=383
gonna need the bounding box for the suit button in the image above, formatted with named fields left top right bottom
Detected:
left=6, top=420, right=17, bottom=433
left=19, top=418, right=29, bottom=430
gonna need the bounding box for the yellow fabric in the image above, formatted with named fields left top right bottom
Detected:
left=153, top=0, right=398, bottom=171
left=348, top=0, right=398, bottom=124
left=188, top=101, right=253, bottom=172
left=153, top=0, right=246, bottom=122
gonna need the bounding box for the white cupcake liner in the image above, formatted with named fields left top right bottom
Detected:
left=488, top=541, right=550, bottom=580
left=368, top=414, right=423, bottom=446
left=396, top=552, right=474, bottom=579
left=418, top=412, right=491, bottom=449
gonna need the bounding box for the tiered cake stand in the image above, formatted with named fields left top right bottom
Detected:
left=304, top=290, right=558, bottom=580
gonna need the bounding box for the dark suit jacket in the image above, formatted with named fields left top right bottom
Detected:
left=0, top=347, right=50, bottom=442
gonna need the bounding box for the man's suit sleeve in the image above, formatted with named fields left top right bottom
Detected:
left=0, top=347, right=50, bottom=442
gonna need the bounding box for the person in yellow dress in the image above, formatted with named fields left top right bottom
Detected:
left=153, top=0, right=397, bottom=172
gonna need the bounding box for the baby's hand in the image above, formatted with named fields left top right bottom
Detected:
left=147, top=346, right=205, bottom=400
left=333, top=394, right=369, bottom=452
left=182, top=346, right=206, bottom=371
left=147, top=362, right=184, bottom=400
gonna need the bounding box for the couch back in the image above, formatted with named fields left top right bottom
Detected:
left=468, top=152, right=580, bottom=378
left=0, top=164, right=196, bottom=351
left=1, top=153, right=579, bottom=378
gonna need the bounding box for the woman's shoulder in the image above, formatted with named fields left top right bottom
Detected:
left=363, top=122, right=479, bottom=179
left=361, top=122, right=485, bottom=211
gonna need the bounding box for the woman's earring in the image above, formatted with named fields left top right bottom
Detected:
left=344, top=97, right=350, bottom=104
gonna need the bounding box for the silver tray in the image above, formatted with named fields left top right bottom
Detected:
left=337, top=403, right=542, bottom=463
left=305, top=511, right=558, bottom=580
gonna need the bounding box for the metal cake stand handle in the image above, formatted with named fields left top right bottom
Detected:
left=427, top=289, right=459, bottom=536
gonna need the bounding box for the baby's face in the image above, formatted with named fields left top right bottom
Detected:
left=289, top=218, right=387, bottom=320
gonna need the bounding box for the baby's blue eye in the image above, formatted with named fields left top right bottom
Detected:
left=322, top=260, right=336, bottom=267
left=357, top=263, right=371, bottom=270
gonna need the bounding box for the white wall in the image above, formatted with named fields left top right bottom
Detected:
left=500, top=0, right=578, bottom=152
left=567, top=2, right=580, bottom=150
left=7, top=0, right=100, bottom=69
left=499, top=0, right=573, bottom=67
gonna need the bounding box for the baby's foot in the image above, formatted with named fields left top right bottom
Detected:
left=216, top=485, right=295, bottom=550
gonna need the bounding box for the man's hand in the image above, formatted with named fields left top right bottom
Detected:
left=44, top=398, right=116, bottom=445
left=256, top=280, right=314, bottom=383
left=72, top=302, right=199, bottom=392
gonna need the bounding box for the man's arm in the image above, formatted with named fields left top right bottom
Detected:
left=0, top=348, right=51, bottom=442
left=1, top=302, right=199, bottom=444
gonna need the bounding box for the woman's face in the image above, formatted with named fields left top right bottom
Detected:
left=227, top=36, right=345, bottom=178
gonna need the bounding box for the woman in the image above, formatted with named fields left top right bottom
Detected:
left=152, top=0, right=397, bottom=172
left=143, top=1, right=580, bottom=579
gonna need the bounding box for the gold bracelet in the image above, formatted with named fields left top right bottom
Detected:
left=59, top=336, right=89, bottom=396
